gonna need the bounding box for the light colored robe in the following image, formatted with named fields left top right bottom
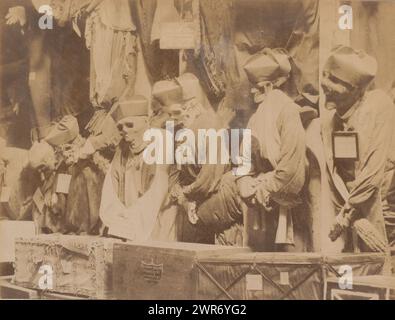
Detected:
left=321, top=89, right=395, bottom=252
left=99, top=144, right=171, bottom=241
left=246, top=89, right=308, bottom=251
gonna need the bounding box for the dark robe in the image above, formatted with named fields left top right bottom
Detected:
left=0, top=148, right=39, bottom=220
left=172, top=109, right=242, bottom=244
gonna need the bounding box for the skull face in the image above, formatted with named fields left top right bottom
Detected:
left=28, top=141, right=56, bottom=181
left=181, top=99, right=202, bottom=128
left=321, top=71, right=362, bottom=114
left=163, top=103, right=187, bottom=127
left=251, top=81, right=273, bottom=104
left=117, top=116, right=149, bottom=150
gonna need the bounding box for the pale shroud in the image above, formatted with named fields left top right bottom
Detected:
left=99, top=161, right=170, bottom=242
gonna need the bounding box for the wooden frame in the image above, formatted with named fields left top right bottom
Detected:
left=332, top=131, right=359, bottom=161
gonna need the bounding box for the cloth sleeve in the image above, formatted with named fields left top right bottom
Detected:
left=348, top=105, right=394, bottom=210
left=263, top=106, right=306, bottom=198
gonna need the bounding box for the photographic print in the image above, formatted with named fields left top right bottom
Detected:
left=1, top=0, right=395, bottom=307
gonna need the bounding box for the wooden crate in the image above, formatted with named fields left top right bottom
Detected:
left=196, top=252, right=386, bottom=300
left=112, top=241, right=250, bottom=300
left=0, top=263, right=14, bottom=277
left=0, top=276, right=89, bottom=300
left=39, top=291, right=89, bottom=300
left=14, top=235, right=120, bottom=299
left=390, top=247, right=395, bottom=274
left=0, top=276, right=39, bottom=299
left=325, top=275, right=395, bottom=300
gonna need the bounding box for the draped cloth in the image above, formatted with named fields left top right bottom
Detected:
left=0, top=148, right=38, bottom=220
left=170, top=108, right=232, bottom=244
left=99, top=147, right=170, bottom=241
left=63, top=161, right=104, bottom=234
left=174, top=109, right=229, bottom=201
left=247, top=90, right=306, bottom=245
left=188, top=0, right=240, bottom=102
left=234, top=0, right=318, bottom=93
left=131, top=0, right=180, bottom=83
left=232, top=0, right=319, bottom=126
left=85, top=0, right=138, bottom=107
left=0, top=0, right=32, bottom=147
left=286, top=0, right=319, bottom=95
left=321, top=90, right=395, bottom=251
left=29, top=160, right=104, bottom=235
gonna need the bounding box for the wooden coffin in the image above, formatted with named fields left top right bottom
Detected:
left=112, top=241, right=250, bottom=300
left=14, top=235, right=120, bottom=299
left=196, top=252, right=386, bottom=300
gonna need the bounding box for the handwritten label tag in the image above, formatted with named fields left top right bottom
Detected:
left=0, top=187, right=11, bottom=203
left=29, top=72, right=36, bottom=82
left=280, top=272, right=290, bottom=286
left=60, top=260, right=73, bottom=274
left=333, top=132, right=359, bottom=160
left=33, top=188, right=45, bottom=213
left=160, top=22, right=196, bottom=49
left=246, top=274, right=263, bottom=291
left=56, top=174, right=72, bottom=194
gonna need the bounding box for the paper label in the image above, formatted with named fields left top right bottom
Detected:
left=56, top=174, right=72, bottom=194
left=246, top=274, right=263, bottom=291
left=0, top=187, right=11, bottom=203
left=280, top=272, right=290, bottom=285
left=333, top=132, right=359, bottom=160
left=29, top=72, right=36, bottom=82
left=160, top=22, right=196, bottom=49
left=33, top=188, right=45, bottom=213
left=275, top=209, right=288, bottom=244
left=60, top=260, right=73, bottom=274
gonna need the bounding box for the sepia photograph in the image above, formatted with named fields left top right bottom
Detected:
left=1, top=0, right=395, bottom=307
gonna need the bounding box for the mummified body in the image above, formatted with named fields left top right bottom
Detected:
left=321, top=46, right=395, bottom=252
left=237, top=49, right=312, bottom=252
left=99, top=95, right=171, bottom=241
left=152, top=74, right=243, bottom=245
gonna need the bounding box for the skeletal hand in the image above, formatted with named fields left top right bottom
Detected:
left=77, top=140, right=95, bottom=160
left=237, top=176, right=258, bottom=199
left=336, top=204, right=355, bottom=228
left=6, top=6, right=26, bottom=27
left=255, top=185, right=273, bottom=212
left=170, top=184, right=187, bottom=205
left=187, top=201, right=199, bottom=225
left=329, top=205, right=355, bottom=241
